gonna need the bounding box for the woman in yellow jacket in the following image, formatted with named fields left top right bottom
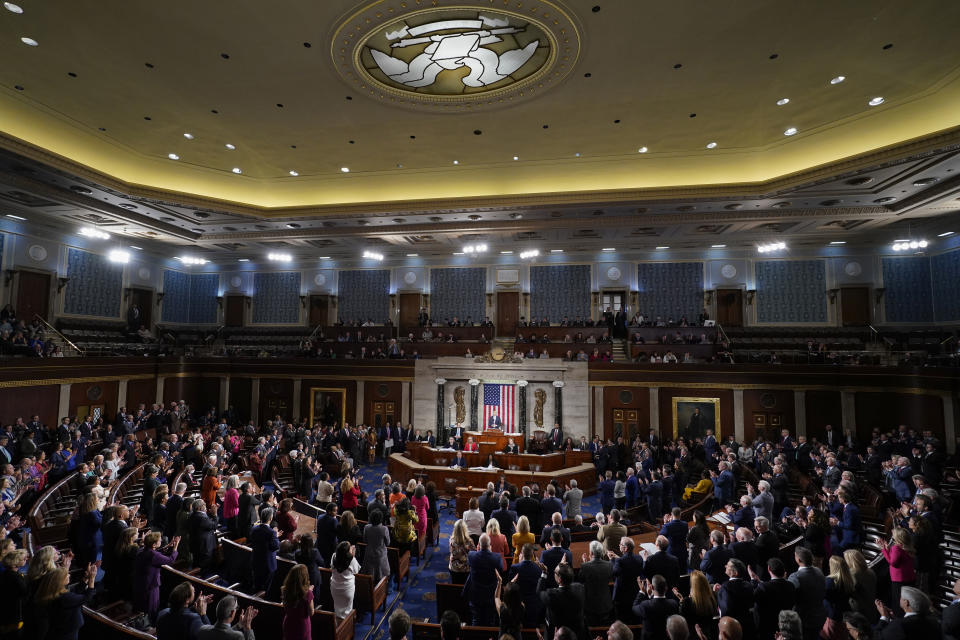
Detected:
left=682, top=470, right=713, bottom=502
left=511, top=515, right=536, bottom=563
left=392, top=496, right=419, bottom=557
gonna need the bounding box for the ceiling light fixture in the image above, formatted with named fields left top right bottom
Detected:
left=406, top=253, right=419, bottom=257
left=177, top=256, right=208, bottom=265
left=452, top=252, right=465, bottom=256
left=868, top=96, right=885, bottom=107
left=79, top=227, right=110, bottom=240
left=5, top=214, right=26, bottom=221
left=167, top=153, right=180, bottom=160
left=776, top=98, right=790, bottom=106
left=500, top=250, right=513, bottom=254
left=340, top=167, right=350, bottom=173
left=4, top=2, right=23, bottom=13
left=129, top=246, right=143, bottom=250
left=602, top=247, right=616, bottom=252
left=225, top=143, right=236, bottom=150
left=319, top=256, right=331, bottom=260
left=638, top=146, right=648, bottom=153
left=891, top=240, right=929, bottom=251
left=267, top=252, right=293, bottom=262
left=655, top=246, right=670, bottom=250
left=520, top=249, right=539, bottom=259
left=288, top=170, right=299, bottom=176
left=551, top=249, right=564, bottom=253
left=938, top=231, right=954, bottom=237
left=20, top=36, right=37, bottom=46
left=513, top=156, right=519, bottom=161
left=453, top=160, right=459, bottom=165
left=757, top=241, right=787, bottom=253
left=830, top=75, right=846, bottom=85
left=108, top=249, right=130, bottom=264
left=183, top=133, right=194, bottom=140
left=706, top=142, right=718, bottom=149
left=238, top=258, right=250, bottom=262
left=362, top=250, right=384, bottom=261
left=231, top=167, right=242, bottom=174
left=783, top=127, right=798, bottom=136
left=463, top=244, right=488, bottom=254
left=711, top=244, right=726, bottom=248
left=829, top=241, right=846, bottom=245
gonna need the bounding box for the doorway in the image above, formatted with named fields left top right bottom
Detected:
left=610, top=409, right=639, bottom=442
left=496, top=291, right=519, bottom=337
left=369, top=401, right=397, bottom=429
left=309, top=295, right=329, bottom=327
left=128, top=288, right=153, bottom=329
left=397, top=293, right=420, bottom=334
left=224, top=296, right=245, bottom=327
left=15, top=270, right=50, bottom=322
left=715, top=289, right=743, bottom=326
left=840, top=287, right=870, bottom=326
left=601, top=290, right=626, bottom=315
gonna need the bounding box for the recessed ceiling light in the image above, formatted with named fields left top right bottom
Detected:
left=4, top=2, right=23, bottom=13
left=285, top=223, right=300, bottom=229
left=783, top=127, right=798, bottom=136
left=656, top=246, right=669, bottom=250
left=513, top=156, right=519, bottom=161
left=574, top=153, right=581, bottom=157
left=868, top=96, right=885, bottom=107
left=20, top=36, right=37, bottom=46
left=406, top=253, right=418, bottom=257
left=362, top=250, right=384, bottom=261
left=167, top=153, right=180, bottom=160
left=830, top=75, right=846, bottom=85
left=500, top=250, right=514, bottom=254
left=108, top=249, right=130, bottom=264
left=711, top=244, right=726, bottom=248
left=231, top=167, right=242, bottom=174
left=225, top=143, right=236, bottom=150
left=452, top=252, right=464, bottom=256
left=340, top=167, right=350, bottom=173
left=288, top=170, right=299, bottom=176
left=453, top=160, right=459, bottom=165
left=129, top=245, right=143, bottom=250
left=268, top=252, right=293, bottom=262
left=6, top=214, right=26, bottom=221
left=177, top=256, right=208, bottom=265
left=319, top=256, right=331, bottom=259
left=706, top=142, right=718, bottom=149
left=551, top=249, right=564, bottom=253
left=637, top=147, right=648, bottom=153
left=776, top=98, right=790, bottom=106
left=79, top=227, right=110, bottom=240
left=938, top=231, right=954, bottom=237
left=238, top=258, right=250, bottom=262
left=829, top=241, right=846, bottom=245
left=602, top=247, right=616, bottom=252
left=183, top=133, right=194, bottom=140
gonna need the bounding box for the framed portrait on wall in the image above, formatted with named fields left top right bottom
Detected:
left=309, top=387, right=346, bottom=428
left=672, top=396, right=721, bottom=440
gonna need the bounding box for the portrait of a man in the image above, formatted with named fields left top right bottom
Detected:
left=672, top=397, right=720, bottom=440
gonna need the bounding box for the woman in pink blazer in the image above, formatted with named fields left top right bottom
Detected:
left=880, top=527, right=915, bottom=614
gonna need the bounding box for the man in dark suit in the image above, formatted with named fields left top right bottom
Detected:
left=703, top=429, right=718, bottom=459
left=249, top=507, right=280, bottom=592
left=659, top=508, right=689, bottom=573
left=548, top=423, right=563, bottom=450
left=492, top=497, right=518, bottom=539
left=941, top=578, right=960, bottom=640
left=717, top=559, right=756, bottom=639
left=642, top=535, right=681, bottom=593
left=632, top=574, right=679, bottom=640
left=464, top=534, right=503, bottom=626
left=488, top=411, right=503, bottom=429
left=539, top=485, right=563, bottom=528
left=875, top=586, right=941, bottom=639
left=450, top=451, right=468, bottom=468
left=700, top=530, right=733, bottom=584
left=506, top=543, right=544, bottom=628
left=188, top=500, right=218, bottom=572
left=749, top=558, right=796, bottom=640
left=831, top=489, right=861, bottom=552
left=165, top=483, right=186, bottom=539
left=450, top=423, right=466, bottom=447
left=315, top=503, right=339, bottom=563
left=539, top=563, right=585, bottom=640
left=539, top=512, right=571, bottom=549
left=494, top=474, right=516, bottom=500
left=753, top=517, right=780, bottom=578
left=642, top=471, right=665, bottom=524
left=156, top=582, right=211, bottom=640
left=539, top=530, right=573, bottom=588
left=730, top=527, right=760, bottom=574
left=516, top=486, right=541, bottom=533
left=787, top=547, right=826, bottom=640
left=237, top=482, right=261, bottom=540
left=611, top=537, right=645, bottom=623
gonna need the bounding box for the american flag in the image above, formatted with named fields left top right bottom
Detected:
left=483, top=383, right=514, bottom=430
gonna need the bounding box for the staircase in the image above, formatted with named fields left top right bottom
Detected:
left=611, top=339, right=630, bottom=362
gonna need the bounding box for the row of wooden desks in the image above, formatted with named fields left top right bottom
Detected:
left=405, top=442, right=592, bottom=472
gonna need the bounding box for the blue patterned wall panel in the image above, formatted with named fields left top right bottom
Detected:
left=755, top=260, right=827, bottom=323
left=338, top=269, right=390, bottom=323
left=430, top=268, right=485, bottom=324
left=161, top=270, right=191, bottom=323
left=932, top=250, right=960, bottom=321
left=883, top=257, right=933, bottom=322
left=530, top=265, right=591, bottom=322
left=189, top=273, right=220, bottom=324
left=63, top=248, right=122, bottom=317
left=636, top=262, right=704, bottom=321
left=252, top=272, right=301, bottom=324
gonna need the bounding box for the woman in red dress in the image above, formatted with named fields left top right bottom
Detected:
left=277, top=498, right=299, bottom=542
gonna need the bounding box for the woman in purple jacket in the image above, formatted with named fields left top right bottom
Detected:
left=133, top=531, right=179, bottom=620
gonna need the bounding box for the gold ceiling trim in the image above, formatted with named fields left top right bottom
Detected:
left=588, top=380, right=947, bottom=395
left=2, top=126, right=960, bottom=218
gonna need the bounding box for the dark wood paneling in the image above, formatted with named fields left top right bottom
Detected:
left=69, top=380, right=119, bottom=421
left=365, top=380, right=404, bottom=428
left=0, top=384, right=59, bottom=429
left=602, top=386, right=650, bottom=442
left=855, top=392, right=945, bottom=442
left=163, top=376, right=220, bottom=414
left=228, top=377, right=252, bottom=424
left=398, top=293, right=420, bottom=334
left=657, top=387, right=734, bottom=442
left=129, top=288, right=153, bottom=329
left=126, top=378, right=158, bottom=412
left=715, top=289, right=742, bottom=327
left=260, top=378, right=294, bottom=425
left=742, top=389, right=795, bottom=441
left=841, top=287, right=870, bottom=326
left=804, top=390, right=842, bottom=443
left=225, top=296, right=245, bottom=327
left=497, top=291, right=519, bottom=337
left=16, top=270, right=50, bottom=321
left=308, top=295, right=328, bottom=328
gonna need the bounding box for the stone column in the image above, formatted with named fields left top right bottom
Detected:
left=291, top=378, right=301, bottom=422
left=733, top=388, right=745, bottom=443
left=944, top=394, right=956, bottom=455
left=117, top=379, right=128, bottom=411
left=401, top=381, right=411, bottom=426
left=220, top=376, right=230, bottom=416
left=794, top=390, right=807, bottom=437
left=435, top=378, right=446, bottom=442
left=649, top=388, right=660, bottom=436
left=355, top=381, right=365, bottom=426
left=593, top=385, right=604, bottom=439
left=553, top=381, right=564, bottom=427
left=58, top=383, right=71, bottom=420
left=156, top=377, right=165, bottom=405
left=250, top=378, right=260, bottom=425
left=517, top=380, right=528, bottom=438
left=469, top=379, right=480, bottom=431
left=841, top=391, right=856, bottom=435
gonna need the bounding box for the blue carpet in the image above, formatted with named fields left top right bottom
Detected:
left=351, top=460, right=604, bottom=640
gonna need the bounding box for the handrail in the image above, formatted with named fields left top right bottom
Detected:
left=33, top=313, right=85, bottom=356
left=716, top=323, right=731, bottom=345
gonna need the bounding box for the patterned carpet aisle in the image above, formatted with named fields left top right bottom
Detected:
left=352, top=460, right=602, bottom=640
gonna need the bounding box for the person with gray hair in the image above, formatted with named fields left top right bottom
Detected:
left=196, top=595, right=258, bottom=640
left=579, top=540, right=613, bottom=625
left=777, top=610, right=802, bottom=640
left=875, top=585, right=939, bottom=635
left=666, top=614, right=689, bottom=640
left=747, top=479, right=774, bottom=522
left=608, top=620, right=635, bottom=640
left=563, top=479, right=583, bottom=518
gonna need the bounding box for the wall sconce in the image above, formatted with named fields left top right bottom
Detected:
left=745, top=290, right=756, bottom=305
left=217, top=296, right=224, bottom=309
left=874, top=288, right=886, bottom=304
left=704, top=290, right=714, bottom=305
left=827, top=289, right=839, bottom=304
left=123, top=287, right=131, bottom=301
left=245, top=297, right=252, bottom=308
left=299, top=295, right=307, bottom=308
left=156, top=292, right=165, bottom=305
left=4, top=269, right=16, bottom=286
left=57, top=277, right=71, bottom=293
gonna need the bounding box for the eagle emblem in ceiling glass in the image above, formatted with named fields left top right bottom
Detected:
left=363, top=12, right=547, bottom=94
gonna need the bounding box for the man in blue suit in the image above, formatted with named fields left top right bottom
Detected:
left=611, top=537, right=645, bottom=623
left=642, top=471, right=664, bottom=524
left=704, top=429, right=718, bottom=460
left=507, top=543, right=544, bottom=627
left=712, top=461, right=735, bottom=509
left=660, top=507, right=689, bottom=573
left=249, top=507, right=280, bottom=592
left=700, top=529, right=733, bottom=584
left=885, top=457, right=914, bottom=503
left=831, top=489, right=861, bottom=551
left=464, top=534, right=503, bottom=626
left=315, top=503, right=339, bottom=564
left=540, top=529, right=573, bottom=588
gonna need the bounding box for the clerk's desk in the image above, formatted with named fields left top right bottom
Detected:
left=442, top=429, right=525, bottom=455
left=405, top=441, right=592, bottom=472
